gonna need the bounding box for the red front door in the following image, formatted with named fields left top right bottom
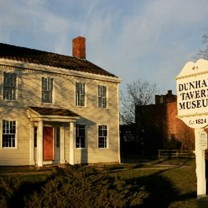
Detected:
left=43, top=127, right=54, bottom=161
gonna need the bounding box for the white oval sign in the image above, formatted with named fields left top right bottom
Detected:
left=176, top=59, right=208, bottom=128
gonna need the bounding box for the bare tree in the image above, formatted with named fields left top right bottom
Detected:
left=120, top=79, right=160, bottom=125
left=194, top=32, right=208, bottom=60
left=120, top=79, right=160, bottom=156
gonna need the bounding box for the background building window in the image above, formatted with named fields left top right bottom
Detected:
left=98, top=125, right=107, bottom=148
left=76, top=82, right=85, bottom=106
left=42, top=77, right=53, bottom=103
left=76, top=124, right=85, bottom=148
left=2, top=120, right=16, bottom=147
left=3, top=72, right=16, bottom=100
left=98, top=85, right=107, bottom=108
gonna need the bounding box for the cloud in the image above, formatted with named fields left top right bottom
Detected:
left=0, top=0, right=208, bottom=93
left=80, top=0, right=208, bottom=92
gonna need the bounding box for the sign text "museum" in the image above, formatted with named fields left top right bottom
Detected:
left=178, top=79, right=208, bottom=110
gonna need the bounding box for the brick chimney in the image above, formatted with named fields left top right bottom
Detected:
left=72, top=36, right=86, bottom=59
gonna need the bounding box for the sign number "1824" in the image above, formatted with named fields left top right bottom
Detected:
left=195, top=119, right=207, bottom=125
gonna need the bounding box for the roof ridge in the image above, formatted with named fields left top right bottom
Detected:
left=0, top=42, right=117, bottom=78
left=0, top=42, right=71, bottom=58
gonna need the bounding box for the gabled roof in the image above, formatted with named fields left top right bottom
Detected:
left=0, top=43, right=117, bottom=78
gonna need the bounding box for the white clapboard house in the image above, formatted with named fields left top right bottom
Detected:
left=0, top=37, right=121, bottom=166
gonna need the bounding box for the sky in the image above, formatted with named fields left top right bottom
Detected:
left=0, top=0, right=208, bottom=94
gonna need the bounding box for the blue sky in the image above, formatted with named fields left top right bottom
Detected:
left=0, top=0, right=208, bottom=94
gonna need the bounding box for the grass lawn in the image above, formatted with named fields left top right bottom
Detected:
left=112, top=158, right=197, bottom=207
left=0, top=158, right=198, bottom=208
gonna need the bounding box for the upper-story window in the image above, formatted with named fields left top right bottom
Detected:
left=98, top=85, right=107, bottom=108
left=2, top=120, right=16, bottom=148
left=76, top=82, right=85, bottom=106
left=3, top=72, right=17, bottom=100
left=42, top=77, right=53, bottom=103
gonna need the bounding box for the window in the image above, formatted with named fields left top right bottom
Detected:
left=34, top=127, right=37, bottom=147
left=3, top=72, right=17, bottom=100
left=2, top=120, right=16, bottom=148
left=76, top=82, right=85, bottom=106
left=98, top=125, right=107, bottom=148
left=56, top=127, right=60, bottom=148
left=42, top=77, right=53, bottom=103
left=98, top=85, right=107, bottom=108
left=76, top=124, right=85, bottom=148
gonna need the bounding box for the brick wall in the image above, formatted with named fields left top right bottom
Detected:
left=136, top=90, right=195, bottom=151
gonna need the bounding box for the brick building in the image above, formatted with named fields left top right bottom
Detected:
left=155, top=90, right=194, bottom=149
left=135, top=90, right=194, bottom=155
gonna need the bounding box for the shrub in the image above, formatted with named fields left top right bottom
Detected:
left=0, top=175, right=22, bottom=208
left=24, top=166, right=141, bottom=208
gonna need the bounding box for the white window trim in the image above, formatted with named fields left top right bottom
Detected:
left=1, top=120, right=18, bottom=149
left=2, top=71, right=18, bottom=101
left=41, top=77, right=54, bottom=104
left=97, top=85, right=108, bottom=109
left=97, top=124, right=108, bottom=149
left=75, top=123, right=87, bottom=149
left=75, top=81, right=87, bottom=107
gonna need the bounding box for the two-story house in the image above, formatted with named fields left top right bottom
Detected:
left=0, top=36, right=121, bottom=167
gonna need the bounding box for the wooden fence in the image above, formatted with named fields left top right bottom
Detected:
left=158, top=149, right=195, bottom=159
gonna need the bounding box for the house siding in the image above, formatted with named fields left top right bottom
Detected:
left=0, top=62, right=120, bottom=165
left=0, top=108, right=30, bottom=165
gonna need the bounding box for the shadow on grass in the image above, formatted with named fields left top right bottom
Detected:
left=125, top=171, right=195, bottom=208
left=0, top=164, right=196, bottom=208
left=121, top=156, right=195, bottom=171
left=103, top=158, right=196, bottom=207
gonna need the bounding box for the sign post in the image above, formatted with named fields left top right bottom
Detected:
left=176, top=59, right=208, bottom=198
left=195, top=128, right=207, bottom=196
